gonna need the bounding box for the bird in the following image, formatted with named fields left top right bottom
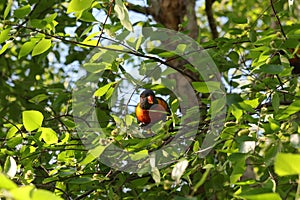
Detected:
left=288, top=48, right=300, bottom=74
left=278, top=48, right=300, bottom=74
left=135, top=89, right=171, bottom=126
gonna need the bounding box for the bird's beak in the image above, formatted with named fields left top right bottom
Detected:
left=147, top=96, right=154, bottom=104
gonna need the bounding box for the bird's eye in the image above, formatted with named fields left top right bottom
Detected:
left=147, top=95, right=154, bottom=104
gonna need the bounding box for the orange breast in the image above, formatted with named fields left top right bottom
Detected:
left=136, top=100, right=169, bottom=124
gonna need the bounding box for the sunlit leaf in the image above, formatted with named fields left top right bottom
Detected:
left=4, top=156, right=17, bottom=178
left=0, top=28, right=11, bottom=43
left=240, top=193, right=281, bottom=200
left=171, top=159, right=189, bottom=183
left=32, top=39, right=52, bottom=56
left=19, top=40, right=37, bottom=58
left=67, top=0, right=93, bottom=13
left=4, top=0, right=13, bottom=19
left=231, top=105, right=243, bottom=121
left=0, top=41, right=12, bottom=55
left=276, top=100, right=300, bottom=120
left=114, top=0, right=133, bottom=32
left=0, top=173, right=17, bottom=190
left=80, top=144, right=109, bottom=166
left=40, top=127, right=58, bottom=144
left=32, top=189, right=63, bottom=200
left=94, top=82, right=115, bottom=97
left=268, top=117, right=280, bottom=132
left=129, top=150, right=148, bottom=161
left=275, top=153, right=300, bottom=176
left=6, top=124, right=22, bottom=139
left=244, top=98, right=259, bottom=108
left=10, top=185, right=35, bottom=200
left=22, top=110, right=44, bottom=131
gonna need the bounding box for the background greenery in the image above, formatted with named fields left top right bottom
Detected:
left=1, top=0, right=300, bottom=199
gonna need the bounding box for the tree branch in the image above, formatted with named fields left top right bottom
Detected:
left=205, top=0, right=218, bottom=39
left=126, top=2, right=150, bottom=15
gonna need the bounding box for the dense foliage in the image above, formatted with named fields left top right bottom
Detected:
left=1, top=0, right=300, bottom=199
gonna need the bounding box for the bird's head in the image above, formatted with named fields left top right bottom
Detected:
left=139, top=89, right=158, bottom=109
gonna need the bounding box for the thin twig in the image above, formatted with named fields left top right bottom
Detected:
left=270, top=0, right=287, bottom=39
left=2, top=117, right=23, bottom=137
left=96, top=0, right=115, bottom=46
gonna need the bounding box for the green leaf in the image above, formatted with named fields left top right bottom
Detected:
left=44, top=13, right=57, bottom=23
left=29, top=94, right=49, bottom=104
left=276, top=100, right=300, bottom=120
left=275, top=153, right=300, bottom=176
left=19, top=40, right=37, bottom=58
left=229, top=153, right=247, bottom=184
left=228, top=51, right=239, bottom=63
left=94, top=82, right=115, bottom=97
left=80, top=144, right=109, bottom=166
left=29, top=19, right=47, bottom=29
left=272, top=93, right=280, bottom=113
left=175, top=44, right=187, bottom=54
left=67, top=0, right=93, bottom=13
left=192, top=81, right=221, bottom=93
left=151, top=167, right=161, bottom=184
left=259, top=64, right=284, bottom=74
left=14, top=4, right=31, bottom=18
left=32, top=189, right=63, bottom=200
left=125, top=114, right=134, bottom=126
left=231, top=16, right=248, bottom=24
left=10, top=185, right=34, bottom=200
left=6, top=124, right=22, bottom=139
left=84, top=63, right=108, bottom=73
left=22, top=110, right=44, bottom=131
left=0, top=28, right=11, bottom=44
left=210, top=98, right=226, bottom=118
left=268, top=117, right=280, bottom=132
left=135, top=33, right=143, bottom=51
left=244, top=98, right=259, bottom=108
left=129, top=150, right=148, bottom=161
left=193, top=165, right=212, bottom=192
left=7, top=136, right=22, bottom=148
left=32, top=39, right=52, bottom=56
left=114, top=0, right=133, bottom=32
left=4, top=0, right=13, bottom=19
left=231, top=104, right=243, bottom=121
left=130, top=177, right=151, bottom=187
left=68, top=177, right=94, bottom=184
left=240, top=193, right=281, bottom=200
left=77, top=10, right=96, bottom=22
left=40, top=127, right=58, bottom=144
left=4, top=156, right=17, bottom=178
left=0, top=41, right=12, bottom=55
left=249, top=30, right=257, bottom=42
left=0, top=173, right=17, bottom=190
